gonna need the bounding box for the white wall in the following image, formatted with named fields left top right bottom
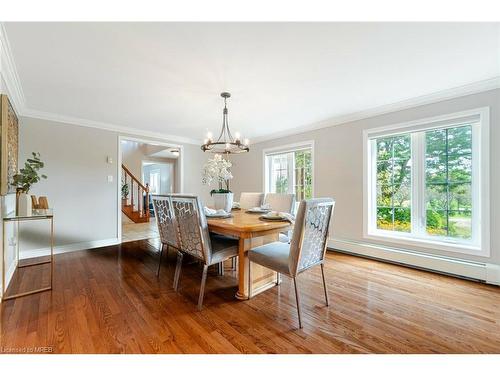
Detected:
left=120, top=140, right=178, bottom=212
left=143, top=163, right=174, bottom=195
left=231, top=89, right=500, bottom=282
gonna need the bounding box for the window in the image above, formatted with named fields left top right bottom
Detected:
left=365, top=108, right=490, bottom=256
left=264, top=142, right=314, bottom=209
left=148, top=170, right=160, bottom=194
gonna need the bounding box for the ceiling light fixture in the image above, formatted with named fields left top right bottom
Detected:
left=201, top=92, right=249, bottom=154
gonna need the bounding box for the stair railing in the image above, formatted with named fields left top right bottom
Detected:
left=122, top=164, right=150, bottom=220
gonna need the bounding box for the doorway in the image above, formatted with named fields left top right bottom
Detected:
left=118, top=136, right=183, bottom=243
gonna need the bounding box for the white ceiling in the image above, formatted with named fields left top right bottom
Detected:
left=4, top=22, right=500, bottom=143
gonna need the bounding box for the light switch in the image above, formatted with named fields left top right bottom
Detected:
left=107, top=156, right=113, bottom=164
left=107, top=175, right=113, bottom=182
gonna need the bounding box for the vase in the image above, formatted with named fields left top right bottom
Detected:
left=17, top=192, right=32, bottom=216
left=212, top=192, right=233, bottom=213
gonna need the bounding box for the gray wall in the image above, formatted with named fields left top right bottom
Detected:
left=18, top=116, right=211, bottom=248
left=20, top=117, right=119, bottom=246
left=231, top=89, right=500, bottom=266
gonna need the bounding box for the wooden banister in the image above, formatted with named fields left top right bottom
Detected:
left=122, top=164, right=149, bottom=192
left=122, top=164, right=150, bottom=221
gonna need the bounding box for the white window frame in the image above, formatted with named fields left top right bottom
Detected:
left=363, top=107, right=490, bottom=257
left=263, top=141, right=315, bottom=207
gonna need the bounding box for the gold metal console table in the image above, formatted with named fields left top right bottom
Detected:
left=2, top=210, right=54, bottom=300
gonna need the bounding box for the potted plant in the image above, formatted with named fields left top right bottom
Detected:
left=202, top=154, right=234, bottom=212
left=11, top=152, right=47, bottom=216
left=121, top=181, right=129, bottom=203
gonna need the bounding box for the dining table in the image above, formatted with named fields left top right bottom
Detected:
left=206, top=209, right=292, bottom=300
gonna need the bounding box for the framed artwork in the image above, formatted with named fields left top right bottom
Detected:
left=0, top=94, right=19, bottom=195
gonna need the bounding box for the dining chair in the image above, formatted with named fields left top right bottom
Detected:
left=263, top=193, right=296, bottom=214
left=152, top=195, right=180, bottom=277
left=264, top=193, right=296, bottom=242
left=171, top=194, right=239, bottom=310
left=248, top=198, right=335, bottom=328
left=239, top=192, right=265, bottom=209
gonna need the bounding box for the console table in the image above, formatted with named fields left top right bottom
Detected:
left=1, top=210, right=54, bottom=300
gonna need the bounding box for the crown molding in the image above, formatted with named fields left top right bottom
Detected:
left=1, top=24, right=200, bottom=146
left=2, top=20, right=498, bottom=146
left=22, top=108, right=200, bottom=145
left=0, top=22, right=26, bottom=114
left=251, top=77, right=500, bottom=144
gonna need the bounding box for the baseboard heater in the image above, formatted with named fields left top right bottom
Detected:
left=327, top=238, right=500, bottom=286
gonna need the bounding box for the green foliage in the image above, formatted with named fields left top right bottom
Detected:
left=275, top=175, right=288, bottom=194
left=11, top=152, right=47, bottom=193
left=210, top=188, right=231, bottom=196
left=426, top=210, right=443, bottom=229
left=375, top=126, right=473, bottom=239
left=294, top=150, right=312, bottom=199
left=121, top=182, right=129, bottom=199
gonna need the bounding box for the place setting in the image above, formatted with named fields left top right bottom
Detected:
left=203, top=206, right=232, bottom=219
left=246, top=203, right=271, bottom=214
left=259, top=210, right=295, bottom=223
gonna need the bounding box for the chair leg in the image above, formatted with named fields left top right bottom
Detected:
left=156, top=243, right=166, bottom=277
left=320, top=263, right=329, bottom=306
left=198, top=264, right=209, bottom=310
left=173, top=251, right=184, bottom=291
left=219, top=262, right=225, bottom=276
left=276, top=272, right=281, bottom=285
left=247, top=259, right=252, bottom=299
left=293, top=277, right=303, bottom=329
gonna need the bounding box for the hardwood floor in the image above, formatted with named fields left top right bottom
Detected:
left=1, top=239, right=499, bottom=354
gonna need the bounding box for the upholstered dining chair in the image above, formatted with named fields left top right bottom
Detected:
left=264, top=193, right=296, bottom=242
left=171, top=195, right=239, bottom=310
left=152, top=195, right=180, bottom=277
left=248, top=198, right=335, bottom=328
left=239, top=192, right=265, bottom=209
left=264, top=193, right=296, bottom=214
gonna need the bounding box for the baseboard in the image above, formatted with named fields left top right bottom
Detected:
left=328, top=238, right=500, bottom=286
left=18, top=238, right=121, bottom=260
left=486, top=263, right=500, bottom=285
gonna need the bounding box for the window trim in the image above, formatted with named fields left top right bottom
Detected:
left=262, top=140, right=315, bottom=202
left=363, top=107, right=490, bottom=257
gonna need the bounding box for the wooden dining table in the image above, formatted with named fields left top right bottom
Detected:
left=207, top=210, right=292, bottom=300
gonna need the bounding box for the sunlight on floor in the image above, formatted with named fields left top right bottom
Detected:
left=122, top=217, right=159, bottom=242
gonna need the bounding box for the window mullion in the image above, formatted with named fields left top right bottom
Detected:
left=411, top=132, right=425, bottom=236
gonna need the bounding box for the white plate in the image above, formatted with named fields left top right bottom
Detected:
left=261, top=213, right=287, bottom=221
left=247, top=207, right=271, bottom=213
left=206, top=213, right=232, bottom=219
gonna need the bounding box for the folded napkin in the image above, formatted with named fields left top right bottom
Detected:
left=204, top=207, right=227, bottom=216
left=232, top=201, right=241, bottom=209
left=280, top=212, right=295, bottom=224
left=261, top=203, right=271, bottom=209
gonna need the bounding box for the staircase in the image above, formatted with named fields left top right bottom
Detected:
left=122, top=164, right=150, bottom=223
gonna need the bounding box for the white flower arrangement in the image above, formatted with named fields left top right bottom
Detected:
left=202, top=154, right=233, bottom=194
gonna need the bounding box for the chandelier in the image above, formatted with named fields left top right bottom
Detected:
left=201, top=92, right=249, bottom=154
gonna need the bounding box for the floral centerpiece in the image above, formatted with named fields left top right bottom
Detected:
left=202, top=154, right=234, bottom=212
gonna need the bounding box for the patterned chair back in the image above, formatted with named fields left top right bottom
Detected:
left=152, top=195, right=180, bottom=248
left=264, top=193, right=296, bottom=214
left=288, top=198, right=335, bottom=276
left=171, top=195, right=212, bottom=263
